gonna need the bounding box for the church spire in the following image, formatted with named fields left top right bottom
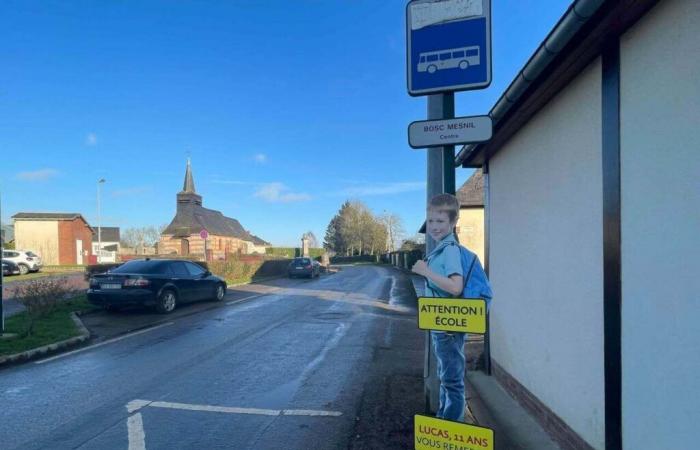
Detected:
left=182, top=158, right=196, bottom=193
left=177, top=158, right=202, bottom=207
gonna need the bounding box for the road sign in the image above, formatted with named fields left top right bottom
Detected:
left=408, top=115, right=492, bottom=148
left=407, top=0, right=492, bottom=96
left=418, top=297, right=487, bottom=333
left=199, top=229, right=209, bottom=240
left=415, top=415, right=494, bottom=450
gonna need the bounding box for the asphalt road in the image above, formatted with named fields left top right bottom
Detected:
left=0, top=265, right=423, bottom=450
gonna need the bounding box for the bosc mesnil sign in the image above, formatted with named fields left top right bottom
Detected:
left=407, top=0, right=492, bottom=96
left=409, top=115, right=492, bottom=148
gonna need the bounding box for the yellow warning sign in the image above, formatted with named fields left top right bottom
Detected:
left=415, top=414, right=494, bottom=450
left=418, top=297, right=486, bottom=334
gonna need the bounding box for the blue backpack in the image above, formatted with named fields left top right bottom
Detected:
left=456, top=244, right=493, bottom=310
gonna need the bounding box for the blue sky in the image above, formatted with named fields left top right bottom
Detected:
left=1, top=1, right=572, bottom=247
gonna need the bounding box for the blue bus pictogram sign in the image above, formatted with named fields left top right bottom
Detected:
left=407, top=0, right=492, bottom=96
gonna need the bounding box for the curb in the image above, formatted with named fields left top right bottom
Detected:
left=0, top=312, right=91, bottom=368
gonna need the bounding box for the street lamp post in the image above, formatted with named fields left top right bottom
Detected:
left=97, top=178, right=106, bottom=264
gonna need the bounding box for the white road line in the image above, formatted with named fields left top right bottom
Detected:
left=282, top=409, right=343, bottom=417
left=141, top=400, right=342, bottom=417
left=225, top=294, right=262, bottom=305
left=127, top=412, right=146, bottom=450
left=35, top=322, right=175, bottom=364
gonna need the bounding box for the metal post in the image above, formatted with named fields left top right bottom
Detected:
left=424, top=93, right=456, bottom=414
left=482, top=162, right=492, bottom=375
left=0, top=192, right=4, bottom=334
left=97, top=179, right=105, bottom=264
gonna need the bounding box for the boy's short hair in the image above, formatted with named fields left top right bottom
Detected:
left=428, top=193, right=460, bottom=223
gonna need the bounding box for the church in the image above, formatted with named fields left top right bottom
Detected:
left=159, top=160, right=270, bottom=259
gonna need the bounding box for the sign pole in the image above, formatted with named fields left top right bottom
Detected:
left=424, top=92, right=455, bottom=414
left=0, top=191, right=4, bottom=334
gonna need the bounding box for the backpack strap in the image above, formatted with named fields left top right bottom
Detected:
left=463, top=250, right=477, bottom=290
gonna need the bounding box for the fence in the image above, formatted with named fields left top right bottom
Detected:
left=383, top=249, right=424, bottom=271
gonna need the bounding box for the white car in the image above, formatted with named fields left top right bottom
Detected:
left=2, top=250, right=43, bottom=275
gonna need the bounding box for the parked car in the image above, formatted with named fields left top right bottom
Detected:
left=288, top=257, right=321, bottom=278
left=2, top=259, right=21, bottom=277
left=87, top=259, right=227, bottom=314
left=2, top=250, right=42, bottom=275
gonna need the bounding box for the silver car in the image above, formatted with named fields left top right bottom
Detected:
left=2, top=250, right=43, bottom=275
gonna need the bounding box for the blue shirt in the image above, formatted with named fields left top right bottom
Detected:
left=425, top=233, right=463, bottom=298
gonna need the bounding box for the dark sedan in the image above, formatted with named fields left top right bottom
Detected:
left=87, top=259, right=227, bottom=313
left=2, top=259, right=21, bottom=277
left=288, top=257, right=321, bottom=278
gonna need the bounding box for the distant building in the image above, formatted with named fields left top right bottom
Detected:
left=455, top=169, right=485, bottom=265
left=1, top=223, right=14, bottom=247
left=91, top=227, right=120, bottom=263
left=12, top=212, right=93, bottom=265
left=159, top=160, right=270, bottom=259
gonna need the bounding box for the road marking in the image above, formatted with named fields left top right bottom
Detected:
left=125, top=399, right=341, bottom=449
left=281, top=409, right=343, bottom=417
left=35, top=322, right=175, bottom=364
left=146, top=400, right=342, bottom=417
left=226, top=294, right=262, bottom=305
left=127, top=412, right=146, bottom=450
left=127, top=399, right=342, bottom=417
left=225, top=287, right=284, bottom=306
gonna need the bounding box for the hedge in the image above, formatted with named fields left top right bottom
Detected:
left=266, top=247, right=326, bottom=259
left=329, top=255, right=379, bottom=264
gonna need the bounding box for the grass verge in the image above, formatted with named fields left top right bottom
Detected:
left=0, top=295, right=97, bottom=357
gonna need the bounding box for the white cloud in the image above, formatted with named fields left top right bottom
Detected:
left=254, top=183, right=311, bottom=203
left=334, top=181, right=425, bottom=196
left=253, top=153, right=267, bottom=164
left=85, top=133, right=98, bottom=146
left=16, top=168, right=59, bottom=181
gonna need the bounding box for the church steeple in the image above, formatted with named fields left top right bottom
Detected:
left=182, top=158, right=196, bottom=193
left=177, top=158, right=202, bottom=207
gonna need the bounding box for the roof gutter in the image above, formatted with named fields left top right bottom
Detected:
left=455, top=0, right=606, bottom=167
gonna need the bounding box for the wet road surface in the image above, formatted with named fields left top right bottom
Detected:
left=0, top=265, right=421, bottom=450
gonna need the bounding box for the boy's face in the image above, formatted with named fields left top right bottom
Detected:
left=427, top=209, right=455, bottom=242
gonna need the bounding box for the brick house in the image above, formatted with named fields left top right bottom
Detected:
left=12, top=212, right=94, bottom=265
left=159, top=160, right=270, bottom=259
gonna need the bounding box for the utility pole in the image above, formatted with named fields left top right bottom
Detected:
left=97, top=179, right=106, bottom=264
left=0, top=191, right=4, bottom=334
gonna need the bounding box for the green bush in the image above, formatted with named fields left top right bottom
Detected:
left=266, top=247, right=325, bottom=259
left=265, top=247, right=299, bottom=258
left=330, top=255, right=378, bottom=264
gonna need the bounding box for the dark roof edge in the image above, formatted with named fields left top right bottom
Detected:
left=455, top=0, right=606, bottom=167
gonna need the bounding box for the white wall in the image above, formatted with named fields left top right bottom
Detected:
left=620, top=0, right=700, bottom=448
left=489, top=59, right=605, bottom=449
left=13, top=220, right=59, bottom=265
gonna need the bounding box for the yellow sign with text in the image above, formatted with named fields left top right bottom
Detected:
left=418, top=297, right=487, bottom=334
left=415, top=415, right=494, bottom=450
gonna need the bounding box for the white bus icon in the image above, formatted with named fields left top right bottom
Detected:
left=417, top=46, right=481, bottom=74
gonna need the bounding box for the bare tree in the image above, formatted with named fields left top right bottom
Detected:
left=379, top=212, right=405, bottom=251
left=302, top=231, right=319, bottom=248
left=121, top=226, right=161, bottom=254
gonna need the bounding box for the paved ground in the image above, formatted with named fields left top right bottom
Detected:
left=0, top=265, right=424, bottom=450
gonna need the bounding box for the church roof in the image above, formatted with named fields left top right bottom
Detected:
left=163, top=204, right=251, bottom=239
left=456, top=169, right=484, bottom=207
left=163, top=160, right=269, bottom=243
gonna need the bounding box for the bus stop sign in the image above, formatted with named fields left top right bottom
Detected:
left=407, top=0, right=492, bottom=96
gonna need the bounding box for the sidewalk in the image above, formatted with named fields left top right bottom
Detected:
left=408, top=272, right=560, bottom=450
